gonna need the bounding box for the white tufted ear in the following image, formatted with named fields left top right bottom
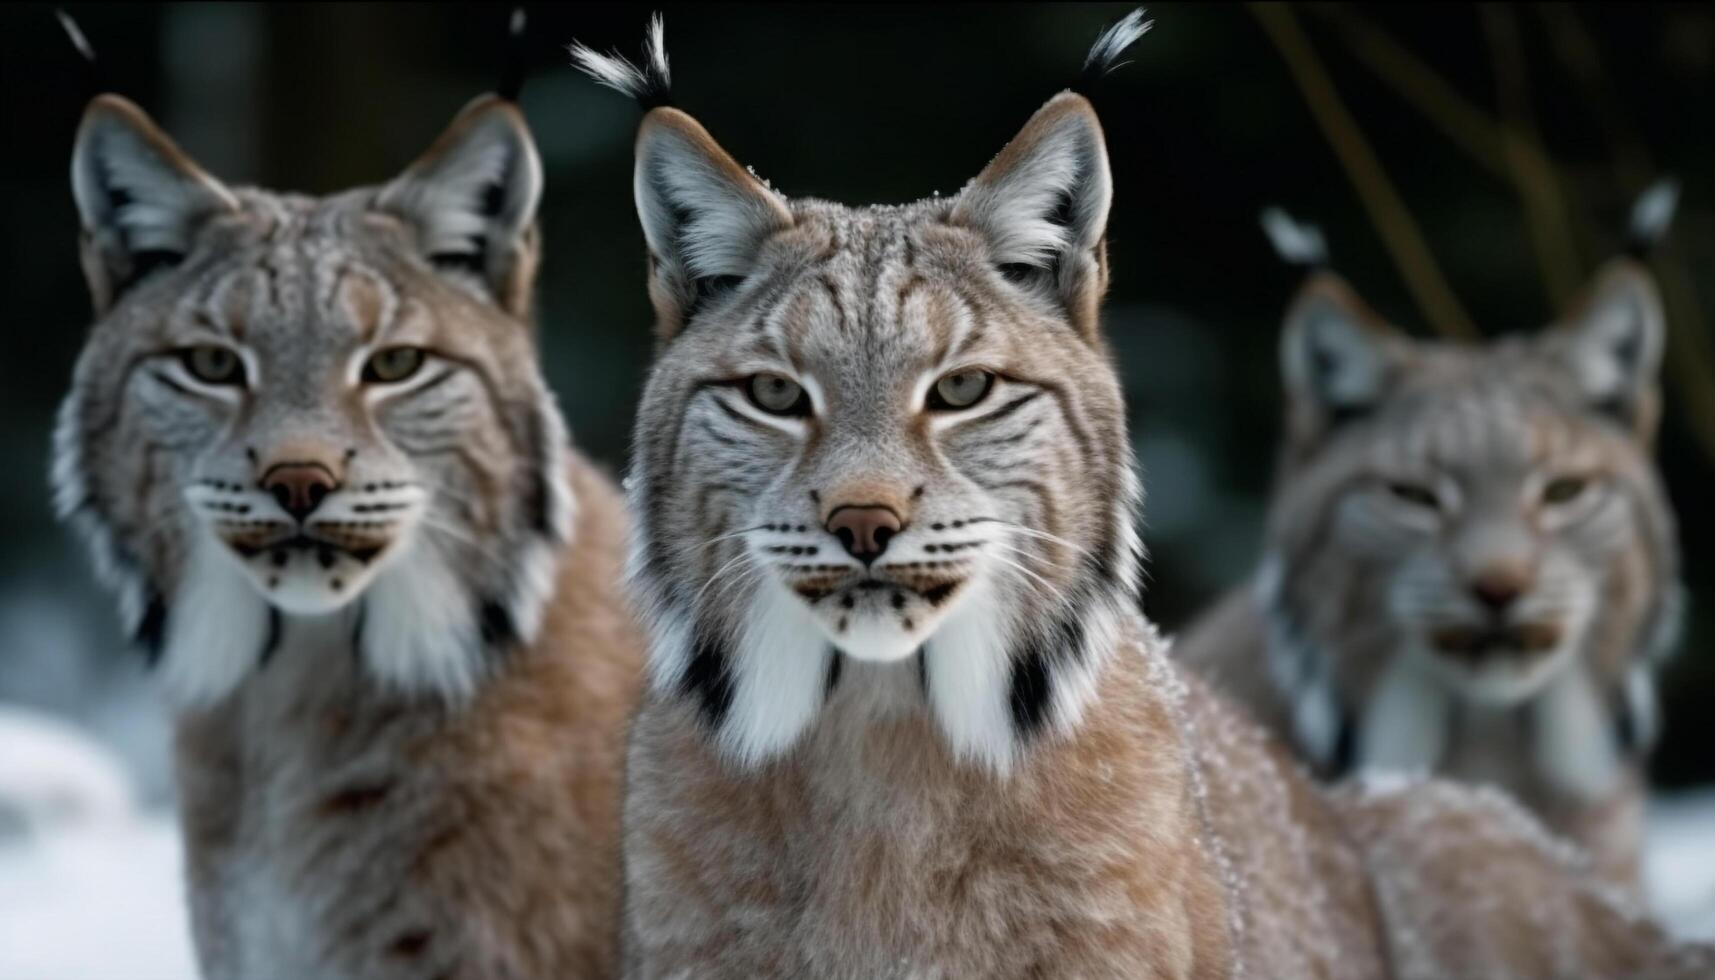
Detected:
left=376, top=95, right=543, bottom=316
left=1279, top=273, right=1409, bottom=444
left=631, top=106, right=793, bottom=337
left=952, top=93, right=1113, bottom=338
left=1547, top=261, right=1666, bottom=438
left=71, top=95, right=238, bottom=313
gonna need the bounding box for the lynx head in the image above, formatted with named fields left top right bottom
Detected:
left=1260, top=256, right=1682, bottom=789
left=54, top=94, right=572, bottom=706
left=618, top=88, right=1143, bottom=772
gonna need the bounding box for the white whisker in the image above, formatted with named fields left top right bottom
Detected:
left=692, top=549, right=756, bottom=611
left=982, top=549, right=1058, bottom=595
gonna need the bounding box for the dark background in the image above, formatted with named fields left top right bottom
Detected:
left=2, top=3, right=1711, bottom=794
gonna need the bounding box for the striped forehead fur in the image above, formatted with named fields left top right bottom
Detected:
left=55, top=95, right=572, bottom=707
left=622, top=14, right=1151, bottom=772
left=1259, top=269, right=1682, bottom=803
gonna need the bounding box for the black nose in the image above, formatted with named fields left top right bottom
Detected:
left=261, top=463, right=338, bottom=520
left=826, top=505, right=902, bottom=564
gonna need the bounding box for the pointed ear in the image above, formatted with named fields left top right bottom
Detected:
left=951, top=92, right=1113, bottom=338
left=375, top=96, right=542, bottom=317
left=71, top=95, right=239, bottom=314
left=1548, top=259, right=1666, bottom=438
left=1280, top=273, right=1409, bottom=444
left=633, top=107, right=793, bottom=338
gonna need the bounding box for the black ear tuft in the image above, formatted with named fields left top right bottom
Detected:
left=568, top=13, right=673, bottom=110
left=497, top=7, right=528, bottom=103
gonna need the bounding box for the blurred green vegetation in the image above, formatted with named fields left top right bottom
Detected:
left=2, top=2, right=1711, bottom=784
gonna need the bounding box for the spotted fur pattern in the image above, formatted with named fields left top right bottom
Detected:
left=53, top=94, right=643, bottom=978
left=1177, top=259, right=1683, bottom=886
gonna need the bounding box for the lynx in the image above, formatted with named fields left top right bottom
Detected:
left=575, top=13, right=1708, bottom=979
left=54, top=91, right=642, bottom=978
left=1175, top=198, right=1684, bottom=888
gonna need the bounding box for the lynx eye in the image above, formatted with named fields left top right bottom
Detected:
left=1541, top=475, right=1589, bottom=506
left=928, top=369, right=995, bottom=411
left=363, top=347, right=427, bottom=384
left=181, top=345, right=246, bottom=386
left=746, top=373, right=810, bottom=416
left=1386, top=481, right=1441, bottom=511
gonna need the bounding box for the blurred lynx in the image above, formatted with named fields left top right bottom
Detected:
left=576, top=14, right=1706, bottom=978
left=1176, top=195, right=1683, bottom=887
left=54, top=92, right=641, bottom=978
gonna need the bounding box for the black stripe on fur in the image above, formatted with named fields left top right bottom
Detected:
left=682, top=621, right=735, bottom=727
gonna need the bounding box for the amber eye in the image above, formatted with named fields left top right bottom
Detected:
left=745, top=373, right=810, bottom=416
left=1542, top=475, right=1589, bottom=506
left=363, top=347, right=427, bottom=384
left=928, top=369, right=995, bottom=411
left=181, top=345, right=246, bottom=385
left=1386, top=481, right=1441, bottom=511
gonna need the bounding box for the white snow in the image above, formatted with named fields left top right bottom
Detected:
left=0, top=706, right=195, bottom=980
left=0, top=700, right=1709, bottom=976
left=1646, top=788, right=1715, bottom=942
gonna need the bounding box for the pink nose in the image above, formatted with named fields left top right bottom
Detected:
left=826, top=505, right=903, bottom=563
left=262, top=463, right=338, bottom=520
left=1470, top=566, right=1531, bottom=611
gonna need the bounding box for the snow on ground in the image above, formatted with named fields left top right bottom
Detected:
left=0, top=707, right=195, bottom=980
left=1646, top=787, right=1715, bottom=942
left=0, top=812, right=194, bottom=980
left=0, top=701, right=1711, bottom=978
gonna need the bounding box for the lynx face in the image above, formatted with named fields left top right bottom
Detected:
left=55, top=95, right=571, bottom=705
left=1262, top=268, right=1681, bottom=792
left=625, top=95, right=1141, bottom=770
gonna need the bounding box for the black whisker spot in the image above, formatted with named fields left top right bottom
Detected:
left=921, top=581, right=959, bottom=607
left=891, top=592, right=906, bottom=610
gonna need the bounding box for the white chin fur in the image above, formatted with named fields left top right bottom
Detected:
left=156, top=537, right=272, bottom=708
left=923, top=578, right=1021, bottom=774
left=831, top=613, right=924, bottom=663
left=359, top=536, right=486, bottom=701
left=717, top=580, right=834, bottom=766
left=1356, top=654, right=1450, bottom=775
left=231, top=548, right=379, bottom=615
left=1532, top=666, right=1623, bottom=800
